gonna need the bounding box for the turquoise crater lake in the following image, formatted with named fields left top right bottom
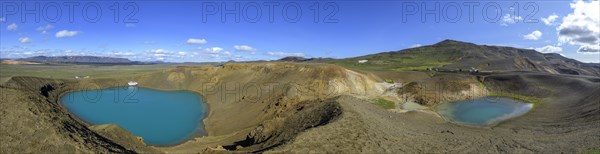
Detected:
left=436, top=97, right=533, bottom=127
left=61, top=87, right=207, bottom=146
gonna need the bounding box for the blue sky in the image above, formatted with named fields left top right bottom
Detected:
left=1, top=0, right=598, bottom=62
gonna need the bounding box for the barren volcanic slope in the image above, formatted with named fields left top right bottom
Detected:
left=1, top=43, right=599, bottom=153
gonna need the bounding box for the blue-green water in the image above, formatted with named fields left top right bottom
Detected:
left=436, top=97, right=533, bottom=126
left=60, top=87, right=207, bottom=146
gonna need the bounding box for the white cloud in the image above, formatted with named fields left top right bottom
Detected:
left=205, top=47, right=223, bottom=53
left=36, top=24, right=54, bottom=31
left=535, top=45, right=562, bottom=53
left=265, top=51, right=305, bottom=57
left=190, top=48, right=248, bottom=61
left=186, top=38, right=207, bottom=45
left=55, top=30, right=79, bottom=38
left=577, top=45, right=600, bottom=54
left=523, top=30, right=542, bottom=40
left=60, top=49, right=91, bottom=56
left=500, top=14, right=522, bottom=26
left=143, top=49, right=175, bottom=60
left=222, top=51, right=232, bottom=56
left=145, top=49, right=171, bottom=54
left=144, top=41, right=158, bottom=45
left=7, top=23, right=17, bottom=30
left=234, top=45, right=257, bottom=52
left=410, top=44, right=422, bottom=48
left=557, top=0, right=599, bottom=53
left=2, top=50, right=48, bottom=58
left=18, top=37, right=32, bottom=43
left=111, top=51, right=136, bottom=56
left=36, top=24, right=54, bottom=34
left=541, top=14, right=559, bottom=26
left=0, top=17, right=5, bottom=22
left=125, top=23, right=135, bottom=28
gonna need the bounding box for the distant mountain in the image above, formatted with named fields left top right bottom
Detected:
left=1, top=60, right=42, bottom=65
left=277, top=56, right=308, bottom=62
left=20, top=56, right=137, bottom=64
left=326, top=39, right=600, bottom=76
left=277, top=56, right=335, bottom=62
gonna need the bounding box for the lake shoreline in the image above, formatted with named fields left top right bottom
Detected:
left=60, top=86, right=208, bottom=146
left=435, top=96, right=534, bottom=127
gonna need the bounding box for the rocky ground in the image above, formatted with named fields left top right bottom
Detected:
left=272, top=90, right=599, bottom=153
left=0, top=78, right=138, bottom=153
left=0, top=63, right=598, bottom=153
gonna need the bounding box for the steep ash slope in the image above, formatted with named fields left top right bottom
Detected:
left=0, top=77, right=152, bottom=153
left=150, top=63, right=385, bottom=152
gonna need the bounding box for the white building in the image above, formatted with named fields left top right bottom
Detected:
left=469, top=67, right=479, bottom=73
left=128, top=81, right=138, bottom=86
left=358, top=60, right=368, bottom=63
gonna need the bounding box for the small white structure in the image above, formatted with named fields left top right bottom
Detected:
left=75, top=76, right=90, bottom=79
left=358, top=60, right=368, bottom=63
left=469, top=67, right=479, bottom=73
left=128, top=81, right=138, bottom=86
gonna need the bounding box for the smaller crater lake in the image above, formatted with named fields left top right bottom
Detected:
left=436, top=97, right=533, bottom=127
left=60, top=87, right=207, bottom=146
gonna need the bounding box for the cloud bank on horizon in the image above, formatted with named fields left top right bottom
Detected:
left=0, top=0, right=598, bottom=63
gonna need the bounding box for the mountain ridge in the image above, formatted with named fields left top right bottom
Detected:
left=20, top=56, right=132, bottom=64
left=15, top=56, right=168, bottom=64
left=9, top=40, right=599, bottom=76
left=327, top=39, right=600, bottom=76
